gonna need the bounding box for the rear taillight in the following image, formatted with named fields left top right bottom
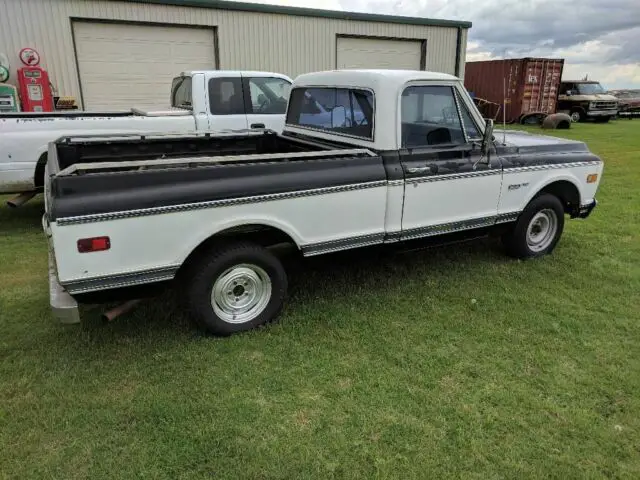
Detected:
left=77, top=236, right=110, bottom=253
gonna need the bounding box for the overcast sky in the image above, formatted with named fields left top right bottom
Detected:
left=233, top=0, right=640, bottom=89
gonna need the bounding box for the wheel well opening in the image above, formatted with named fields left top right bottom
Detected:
left=539, top=181, right=580, bottom=214
left=176, top=224, right=300, bottom=279
left=34, top=153, right=48, bottom=188
left=557, top=120, right=571, bottom=129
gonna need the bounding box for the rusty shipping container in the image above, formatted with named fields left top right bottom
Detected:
left=464, top=58, right=565, bottom=123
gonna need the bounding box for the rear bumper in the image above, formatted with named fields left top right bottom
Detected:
left=577, top=199, right=597, bottom=219
left=49, top=249, right=80, bottom=324
left=44, top=214, right=80, bottom=324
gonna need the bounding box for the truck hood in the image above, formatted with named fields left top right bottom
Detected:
left=561, top=93, right=618, bottom=102
left=494, top=129, right=589, bottom=154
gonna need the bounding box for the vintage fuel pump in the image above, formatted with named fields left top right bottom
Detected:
left=16, top=47, right=54, bottom=112
left=0, top=52, right=20, bottom=112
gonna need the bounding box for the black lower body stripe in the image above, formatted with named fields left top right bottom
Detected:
left=302, top=212, right=522, bottom=256
left=496, top=211, right=520, bottom=224
left=301, top=232, right=386, bottom=256
left=401, top=216, right=497, bottom=241
left=64, top=265, right=179, bottom=295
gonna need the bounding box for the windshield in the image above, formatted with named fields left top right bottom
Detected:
left=286, top=87, right=374, bottom=140
left=576, top=83, right=606, bottom=95
left=171, top=76, right=192, bottom=110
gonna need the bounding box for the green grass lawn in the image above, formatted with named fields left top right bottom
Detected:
left=1, top=120, right=639, bottom=479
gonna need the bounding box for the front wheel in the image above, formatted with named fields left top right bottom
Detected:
left=502, top=194, right=565, bottom=259
left=570, top=109, right=585, bottom=122
left=185, top=242, right=287, bottom=336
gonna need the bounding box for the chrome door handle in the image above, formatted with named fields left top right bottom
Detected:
left=407, top=166, right=430, bottom=174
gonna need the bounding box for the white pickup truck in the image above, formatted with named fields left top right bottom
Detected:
left=0, top=70, right=292, bottom=204
left=43, top=69, right=603, bottom=336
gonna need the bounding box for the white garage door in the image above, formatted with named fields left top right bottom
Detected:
left=336, top=37, right=423, bottom=70
left=73, top=22, right=216, bottom=110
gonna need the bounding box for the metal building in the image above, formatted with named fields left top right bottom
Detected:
left=0, top=0, right=471, bottom=110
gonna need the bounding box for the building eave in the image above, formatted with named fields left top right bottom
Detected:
left=122, top=0, right=473, bottom=29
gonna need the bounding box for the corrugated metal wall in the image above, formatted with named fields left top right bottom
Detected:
left=0, top=0, right=467, bottom=108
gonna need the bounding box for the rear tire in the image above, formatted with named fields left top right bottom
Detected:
left=502, top=194, right=565, bottom=259
left=185, top=242, right=287, bottom=336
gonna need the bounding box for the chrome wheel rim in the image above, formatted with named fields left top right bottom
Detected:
left=570, top=112, right=581, bottom=122
left=526, top=209, right=558, bottom=252
left=211, top=264, right=272, bottom=324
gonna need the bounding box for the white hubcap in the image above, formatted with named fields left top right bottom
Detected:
left=211, top=264, right=272, bottom=324
left=526, top=209, right=558, bottom=252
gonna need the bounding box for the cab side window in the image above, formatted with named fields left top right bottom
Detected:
left=209, top=77, right=245, bottom=115
left=247, top=77, right=291, bottom=115
left=401, top=86, right=466, bottom=148
left=559, top=83, right=573, bottom=95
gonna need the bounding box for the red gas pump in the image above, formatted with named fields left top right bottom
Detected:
left=16, top=47, right=54, bottom=112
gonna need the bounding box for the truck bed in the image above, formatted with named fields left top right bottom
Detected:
left=47, top=130, right=377, bottom=221
left=51, top=130, right=332, bottom=170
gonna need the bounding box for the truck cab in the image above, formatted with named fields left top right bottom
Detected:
left=557, top=80, right=618, bottom=122
left=170, top=70, right=292, bottom=132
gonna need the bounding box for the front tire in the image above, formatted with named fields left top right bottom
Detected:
left=570, top=109, right=585, bottom=122
left=185, top=242, right=287, bottom=336
left=502, top=194, right=565, bottom=259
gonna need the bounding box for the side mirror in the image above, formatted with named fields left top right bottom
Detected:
left=331, top=105, right=347, bottom=128
left=481, top=119, right=494, bottom=156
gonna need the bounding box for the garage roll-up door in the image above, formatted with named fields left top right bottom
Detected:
left=337, top=37, right=423, bottom=70
left=73, top=22, right=216, bottom=110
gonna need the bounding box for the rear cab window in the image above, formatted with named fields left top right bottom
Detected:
left=286, top=87, right=374, bottom=140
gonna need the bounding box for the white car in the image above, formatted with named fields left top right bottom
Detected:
left=0, top=70, right=292, bottom=204
left=43, top=69, right=603, bottom=336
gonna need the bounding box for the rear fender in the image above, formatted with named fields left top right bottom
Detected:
left=176, top=216, right=303, bottom=264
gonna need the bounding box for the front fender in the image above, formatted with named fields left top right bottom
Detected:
left=521, top=172, right=584, bottom=209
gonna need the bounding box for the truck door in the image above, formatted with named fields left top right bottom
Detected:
left=242, top=75, right=291, bottom=132
left=399, top=84, right=503, bottom=238
left=207, top=76, right=249, bottom=131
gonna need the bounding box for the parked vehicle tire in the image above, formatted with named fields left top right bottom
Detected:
left=185, top=242, right=287, bottom=336
left=570, top=109, right=585, bottom=122
left=594, top=116, right=611, bottom=123
left=502, top=193, right=565, bottom=259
